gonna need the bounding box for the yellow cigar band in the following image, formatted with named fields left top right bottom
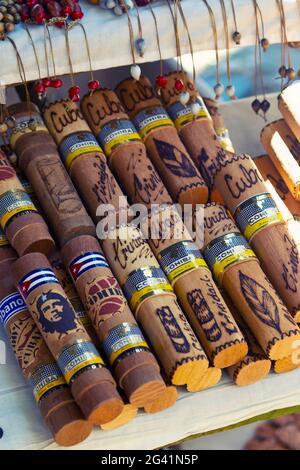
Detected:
left=243, top=212, right=284, bottom=241
left=10, top=124, right=48, bottom=150
left=109, top=341, right=149, bottom=364
left=139, top=118, right=173, bottom=140
left=215, top=127, right=235, bottom=153
left=0, top=189, right=38, bottom=229
left=65, top=145, right=101, bottom=170
left=64, top=356, right=104, bottom=384
left=34, top=377, right=66, bottom=402
left=129, top=283, right=174, bottom=312
left=213, top=248, right=257, bottom=282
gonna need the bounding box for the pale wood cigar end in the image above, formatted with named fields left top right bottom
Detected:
left=144, top=386, right=178, bottom=414
left=268, top=333, right=300, bottom=360
left=126, top=374, right=166, bottom=408
left=233, top=359, right=271, bottom=386
left=87, top=396, right=124, bottom=426
left=100, top=404, right=138, bottom=430
left=273, top=355, right=300, bottom=374
left=212, top=341, right=248, bottom=369
left=171, top=359, right=208, bottom=386
left=51, top=416, right=93, bottom=447
left=187, top=367, right=222, bottom=392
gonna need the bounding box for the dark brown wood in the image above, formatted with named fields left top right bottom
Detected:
left=61, top=235, right=167, bottom=408
left=12, top=252, right=124, bottom=425
left=7, top=102, right=95, bottom=247
left=0, top=253, right=92, bottom=446
left=0, top=150, right=54, bottom=256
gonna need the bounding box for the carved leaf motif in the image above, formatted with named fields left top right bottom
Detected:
left=239, top=271, right=282, bottom=333
left=153, top=139, right=197, bottom=178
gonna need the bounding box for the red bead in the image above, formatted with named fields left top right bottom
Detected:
left=71, top=10, right=83, bottom=20
left=55, top=21, right=65, bottom=27
left=71, top=94, right=80, bottom=103
left=27, top=0, right=38, bottom=7
left=62, top=5, right=72, bottom=15
left=156, top=75, right=168, bottom=88
left=34, top=83, right=45, bottom=93
left=175, top=79, right=184, bottom=92
left=35, top=12, right=45, bottom=23
left=42, top=78, right=51, bottom=87
left=88, top=80, right=100, bottom=91
left=50, top=78, right=63, bottom=88
left=21, top=11, right=30, bottom=20
left=68, top=85, right=80, bottom=98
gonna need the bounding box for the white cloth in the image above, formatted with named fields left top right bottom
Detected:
left=1, top=0, right=300, bottom=86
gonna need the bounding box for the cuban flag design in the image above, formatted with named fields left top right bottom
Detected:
left=69, top=252, right=109, bottom=282
left=18, top=269, right=59, bottom=300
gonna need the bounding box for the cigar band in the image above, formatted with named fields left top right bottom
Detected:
left=158, top=240, right=208, bottom=285
left=102, top=322, right=149, bottom=366
left=167, top=98, right=210, bottom=131
left=0, top=291, right=27, bottom=327
left=97, top=119, right=141, bottom=157
left=18, top=268, right=60, bottom=300
left=123, top=266, right=174, bottom=313
left=68, top=251, right=109, bottom=282
left=234, top=192, right=284, bottom=241
left=59, top=131, right=104, bottom=170
left=132, top=105, right=174, bottom=139
left=29, top=362, right=66, bottom=403
left=9, top=115, right=47, bottom=150
left=215, top=127, right=235, bottom=153
left=203, top=232, right=257, bottom=285
left=0, top=228, right=9, bottom=246
left=0, top=189, right=38, bottom=230
left=57, top=340, right=104, bottom=384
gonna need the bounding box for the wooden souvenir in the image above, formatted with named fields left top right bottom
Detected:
left=261, top=119, right=300, bottom=200
left=144, top=385, right=178, bottom=414
left=100, top=403, right=138, bottom=430
left=101, top=224, right=209, bottom=388
left=114, top=76, right=208, bottom=206
left=12, top=252, right=124, bottom=425
left=200, top=151, right=300, bottom=322
left=61, top=235, right=166, bottom=408
left=80, top=89, right=173, bottom=209
left=223, top=293, right=271, bottom=386
left=7, top=102, right=95, bottom=247
left=0, top=253, right=92, bottom=446
left=159, top=71, right=224, bottom=194
left=147, top=206, right=247, bottom=368
left=278, top=82, right=300, bottom=143
left=255, top=155, right=297, bottom=222
left=42, top=100, right=126, bottom=222
left=203, top=203, right=300, bottom=360
left=0, top=150, right=54, bottom=256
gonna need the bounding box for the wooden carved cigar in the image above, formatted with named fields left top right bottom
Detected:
left=278, top=82, right=300, bottom=143
left=7, top=102, right=95, bottom=247
left=42, top=100, right=126, bottom=222
left=0, top=249, right=92, bottom=446
left=114, top=76, right=208, bottom=206
left=202, top=203, right=300, bottom=360
left=187, top=365, right=222, bottom=393
left=101, top=402, right=138, bottom=430
left=12, top=252, right=124, bottom=425
left=79, top=90, right=173, bottom=209
left=147, top=206, right=247, bottom=369
left=159, top=71, right=224, bottom=191
left=101, top=223, right=209, bottom=388
left=255, top=155, right=297, bottom=222
left=210, top=153, right=300, bottom=321
left=223, top=292, right=271, bottom=386
left=202, top=97, right=235, bottom=155
left=144, top=385, right=178, bottom=414
left=61, top=235, right=167, bottom=408
left=0, top=150, right=54, bottom=256
left=261, top=119, right=300, bottom=200
left=49, top=250, right=99, bottom=346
